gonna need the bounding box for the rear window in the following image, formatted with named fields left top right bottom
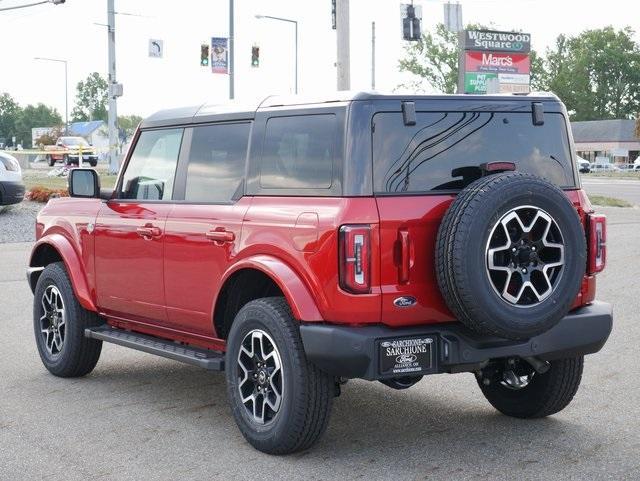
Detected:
left=260, top=114, right=335, bottom=189
left=373, top=111, right=575, bottom=194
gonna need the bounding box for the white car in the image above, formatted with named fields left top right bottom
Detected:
left=0, top=152, right=25, bottom=205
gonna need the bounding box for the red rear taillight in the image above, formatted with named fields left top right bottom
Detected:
left=588, top=214, right=607, bottom=274
left=339, top=225, right=371, bottom=294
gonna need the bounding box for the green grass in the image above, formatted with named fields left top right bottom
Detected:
left=589, top=195, right=633, bottom=208
left=22, top=170, right=117, bottom=191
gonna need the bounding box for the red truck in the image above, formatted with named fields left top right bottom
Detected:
left=27, top=93, right=612, bottom=454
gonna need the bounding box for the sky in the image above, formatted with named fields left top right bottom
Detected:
left=0, top=0, right=639, bottom=119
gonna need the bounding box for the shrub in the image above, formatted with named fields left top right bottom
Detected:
left=25, top=186, right=68, bottom=203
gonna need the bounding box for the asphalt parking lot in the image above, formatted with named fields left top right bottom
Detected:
left=1, top=205, right=639, bottom=481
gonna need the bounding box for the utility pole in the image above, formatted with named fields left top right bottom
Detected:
left=336, top=0, right=350, bottom=90
left=107, top=0, right=118, bottom=173
left=371, top=21, right=376, bottom=90
left=229, top=0, right=234, bottom=99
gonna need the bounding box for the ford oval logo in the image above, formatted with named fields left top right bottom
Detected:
left=393, top=296, right=417, bottom=308
left=396, top=354, right=417, bottom=364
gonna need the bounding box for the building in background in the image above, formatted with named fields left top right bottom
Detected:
left=571, top=119, right=640, bottom=165
left=68, top=121, right=109, bottom=157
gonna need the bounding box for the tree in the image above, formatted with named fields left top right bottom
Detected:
left=117, top=114, right=143, bottom=146
left=14, top=104, right=62, bottom=148
left=398, top=23, right=461, bottom=94
left=71, top=72, right=108, bottom=122
left=538, top=27, right=640, bottom=120
left=0, top=93, right=22, bottom=145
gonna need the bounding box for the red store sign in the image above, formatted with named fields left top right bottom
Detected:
left=465, top=51, right=530, bottom=74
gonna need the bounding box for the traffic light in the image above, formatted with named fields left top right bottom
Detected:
left=51, top=0, right=66, bottom=4
left=200, top=43, right=210, bottom=66
left=251, top=46, right=259, bottom=68
left=402, top=5, right=422, bottom=41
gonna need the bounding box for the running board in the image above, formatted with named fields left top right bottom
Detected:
left=85, top=326, right=224, bottom=371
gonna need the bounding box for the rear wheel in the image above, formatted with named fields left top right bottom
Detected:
left=477, top=356, right=584, bottom=418
left=225, top=297, right=333, bottom=454
left=33, top=262, right=102, bottom=377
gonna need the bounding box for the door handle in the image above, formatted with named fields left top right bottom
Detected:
left=136, top=225, right=162, bottom=239
left=206, top=229, right=235, bottom=243
left=399, top=229, right=411, bottom=283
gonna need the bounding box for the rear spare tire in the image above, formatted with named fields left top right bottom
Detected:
left=436, top=172, right=586, bottom=340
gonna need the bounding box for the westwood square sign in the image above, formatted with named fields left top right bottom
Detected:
left=458, top=29, right=532, bottom=94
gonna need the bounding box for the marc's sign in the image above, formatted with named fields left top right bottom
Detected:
left=464, top=29, right=531, bottom=53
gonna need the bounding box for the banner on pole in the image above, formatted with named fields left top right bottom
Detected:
left=211, top=37, right=229, bottom=74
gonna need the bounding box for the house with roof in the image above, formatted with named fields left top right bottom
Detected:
left=68, top=120, right=109, bottom=156
left=571, top=119, right=639, bottom=165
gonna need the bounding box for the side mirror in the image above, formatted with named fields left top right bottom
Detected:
left=68, top=168, right=100, bottom=198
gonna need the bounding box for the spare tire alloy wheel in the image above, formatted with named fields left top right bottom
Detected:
left=486, top=206, right=564, bottom=307
left=237, top=329, right=283, bottom=425
left=39, top=285, right=66, bottom=356
left=436, top=172, right=586, bottom=341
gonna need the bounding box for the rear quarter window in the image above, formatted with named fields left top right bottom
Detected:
left=373, top=111, right=575, bottom=194
left=260, top=114, right=336, bottom=189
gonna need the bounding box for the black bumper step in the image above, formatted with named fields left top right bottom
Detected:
left=85, top=326, right=224, bottom=371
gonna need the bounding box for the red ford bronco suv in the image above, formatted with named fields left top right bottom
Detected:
left=27, top=92, right=612, bottom=454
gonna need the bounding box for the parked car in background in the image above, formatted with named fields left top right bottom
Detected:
left=591, top=163, right=620, bottom=172
left=44, top=136, right=98, bottom=167
left=0, top=151, right=25, bottom=205
left=576, top=155, right=590, bottom=173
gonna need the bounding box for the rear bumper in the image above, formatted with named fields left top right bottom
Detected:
left=0, top=180, right=25, bottom=205
left=300, top=301, right=613, bottom=381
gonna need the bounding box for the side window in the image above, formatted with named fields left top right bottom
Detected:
left=184, top=123, right=250, bottom=203
left=260, top=114, right=335, bottom=189
left=120, top=128, right=183, bottom=200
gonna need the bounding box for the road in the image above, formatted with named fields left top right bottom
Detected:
left=1, top=207, right=639, bottom=481
left=582, top=176, right=640, bottom=206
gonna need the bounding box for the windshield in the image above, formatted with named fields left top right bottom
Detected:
left=373, top=111, right=576, bottom=194
left=60, top=137, right=89, bottom=147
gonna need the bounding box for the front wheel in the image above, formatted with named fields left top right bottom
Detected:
left=47, top=155, right=55, bottom=167
left=33, top=262, right=103, bottom=377
left=225, top=297, right=333, bottom=454
left=477, top=357, right=584, bottom=418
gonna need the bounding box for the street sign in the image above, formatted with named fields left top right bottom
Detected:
left=148, top=39, right=163, bottom=58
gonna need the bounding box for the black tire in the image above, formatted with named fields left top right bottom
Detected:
left=225, top=297, right=333, bottom=454
left=436, top=172, right=586, bottom=340
left=33, top=262, right=102, bottom=377
left=478, top=357, right=584, bottom=418
left=89, top=160, right=97, bottom=167
left=47, top=155, right=55, bottom=167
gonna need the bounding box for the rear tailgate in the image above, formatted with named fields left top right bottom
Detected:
left=372, top=104, right=578, bottom=327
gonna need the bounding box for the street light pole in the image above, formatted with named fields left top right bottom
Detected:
left=107, top=0, right=118, bottom=174
left=34, top=57, right=68, bottom=134
left=255, top=14, right=298, bottom=94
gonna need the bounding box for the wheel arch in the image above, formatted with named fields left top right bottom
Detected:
left=28, top=234, right=97, bottom=312
left=212, top=256, right=323, bottom=339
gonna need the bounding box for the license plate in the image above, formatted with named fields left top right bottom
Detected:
left=378, top=336, right=435, bottom=376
